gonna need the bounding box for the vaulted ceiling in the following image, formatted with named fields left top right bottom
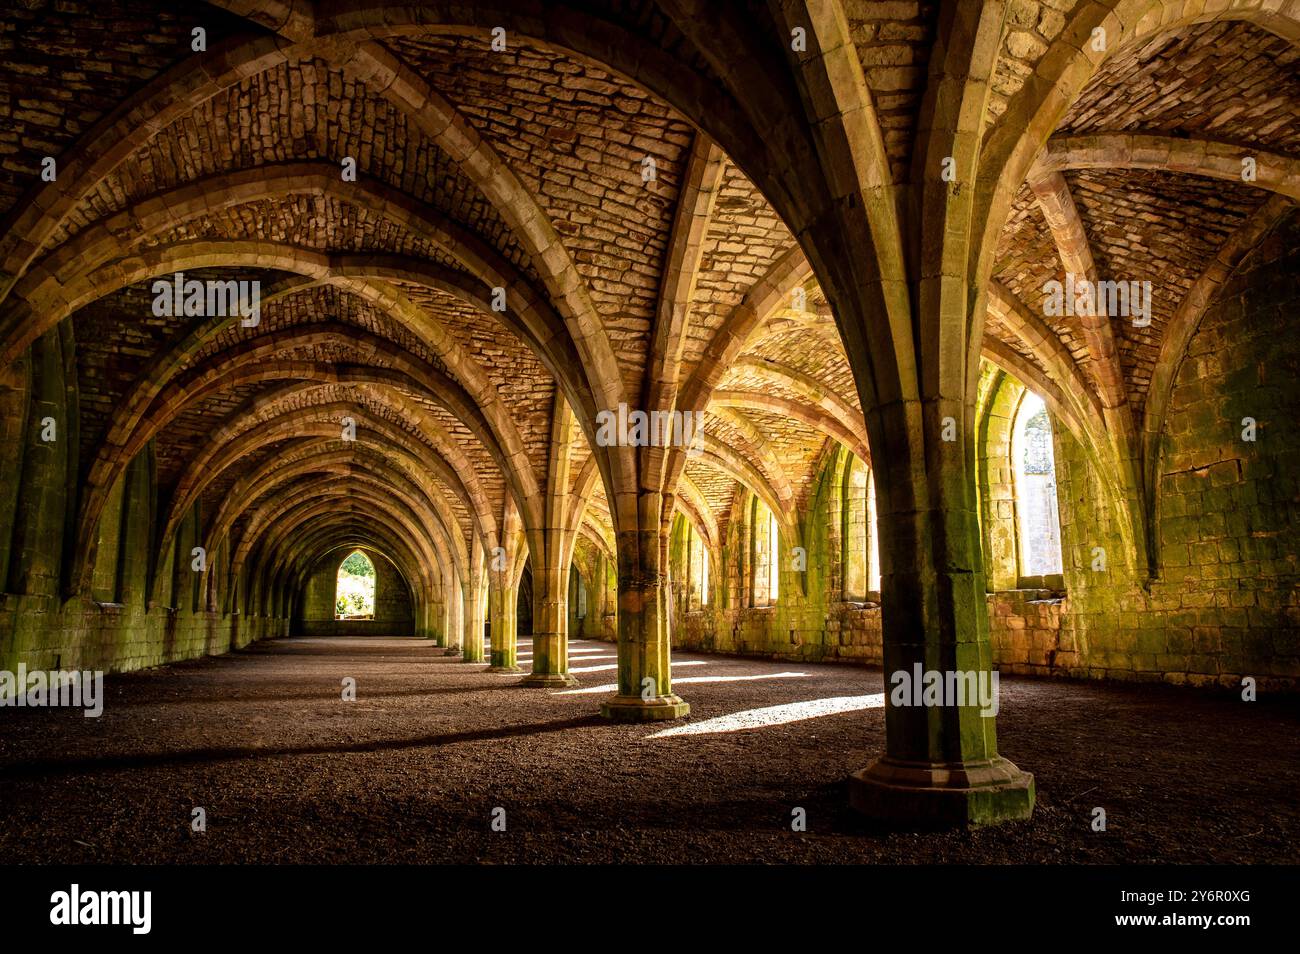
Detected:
left=0, top=0, right=1295, bottom=595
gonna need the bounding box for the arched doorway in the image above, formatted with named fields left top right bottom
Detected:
left=335, top=550, right=377, bottom=620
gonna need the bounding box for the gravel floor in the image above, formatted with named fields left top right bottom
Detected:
left=1, top=635, right=1296, bottom=864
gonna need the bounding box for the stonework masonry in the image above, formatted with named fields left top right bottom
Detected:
left=634, top=220, right=1300, bottom=692
left=1, top=1, right=1298, bottom=830
left=296, top=545, right=415, bottom=637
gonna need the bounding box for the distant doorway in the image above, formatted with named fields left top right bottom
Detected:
left=335, top=550, right=376, bottom=619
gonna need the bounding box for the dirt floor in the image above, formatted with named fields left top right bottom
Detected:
left=1, top=635, right=1297, bottom=864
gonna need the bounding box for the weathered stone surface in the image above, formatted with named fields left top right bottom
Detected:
left=0, top=0, right=1296, bottom=833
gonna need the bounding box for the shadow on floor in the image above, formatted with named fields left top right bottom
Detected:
left=0, top=715, right=606, bottom=779
left=101, top=680, right=536, bottom=708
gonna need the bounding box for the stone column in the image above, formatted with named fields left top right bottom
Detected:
left=848, top=398, right=1034, bottom=826
left=433, top=596, right=446, bottom=644
left=600, top=492, right=688, bottom=721
left=422, top=596, right=444, bottom=643
left=461, top=572, right=486, bottom=663
left=486, top=570, right=522, bottom=672
left=521, top=530, right=577, bottom=687
left=7, top=331, right=68, bottom=598
left=443, top=578, right=463, bottom=655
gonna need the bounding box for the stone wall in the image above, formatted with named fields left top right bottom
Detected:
left=294, top=546, right=414, bottom=637
left=0, top=593, right=284, bottom=679
left=988, top=591, right=1068, bottom=676
left=1050, top=212, right=1300, bottom=689
left=669, top=588, right=1068, bottom=675
left=0, top=326, right=291, bottom=679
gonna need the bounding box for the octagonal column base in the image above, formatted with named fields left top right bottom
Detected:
left=848, top=756, right=1035, bottom=828
left=599, top=693, right=690, bottom=722
left=519, top=672, right=579, bottom=688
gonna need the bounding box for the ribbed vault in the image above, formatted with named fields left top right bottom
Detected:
left=0, top=0, right=1295, bottom=828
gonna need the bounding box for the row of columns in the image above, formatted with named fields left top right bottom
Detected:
left=444, top=539, right=663, bottom=703
left=431, top=525, right=579, bottom=689
left=427, top=465, right=1029, bottom=826
left=485, top=570, right=520, bottom=673
left=434, top=496, right=684, bottom=721
left=521, top=533, right=578, bottom=688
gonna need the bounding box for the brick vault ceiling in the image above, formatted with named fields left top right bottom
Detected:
left=0, top=0, right=1295, bottom=570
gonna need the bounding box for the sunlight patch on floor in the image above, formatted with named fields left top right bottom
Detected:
left=554, top=672, right=809, bottom=695
left=569, top=660, right=708, bottom=674
left=645, top=694, right=885, bottom=738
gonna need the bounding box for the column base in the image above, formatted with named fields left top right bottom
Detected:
left=486, top=664, right=523, bottom=674
left=460, top=655, right=485, bottom=664
left=518, top=671, right=579, bottom=688
left=599, top=693, right=690, bottom=722
left=848, top=756, right=1035, bottom=828
left=442, top=648, right=461, bottom=657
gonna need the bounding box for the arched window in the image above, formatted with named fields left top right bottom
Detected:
left=750, top=497, right=779, bottom=606
left=843, top=458, right=867, bottom=599
left=1012, top=393, right=1063, bottom=579
left=867, top=474, right=881, bottom=593
left=687, top=523, right=709, bottom=609
left=572, top=568, right=588, bottom=619
left=335, top=550, right=376, bottom=619
left=842, top=454, right=882, bottom=600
